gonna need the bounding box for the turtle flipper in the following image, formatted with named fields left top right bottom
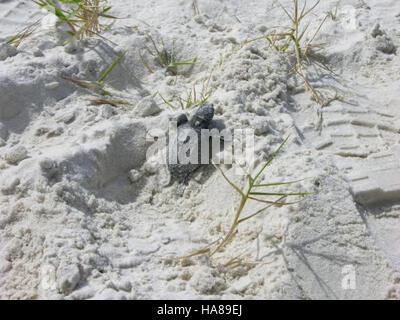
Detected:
left=160, top=148, right=173, bottom=188
left=160, top=169, right=173, bottom=188
left=175, top=172, right=191, bottom=196
left=176, top=183, right=186, bottom=196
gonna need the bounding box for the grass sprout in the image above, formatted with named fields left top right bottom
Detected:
left=62, top=76, right=112, bottom=95
left=64, top=50, right=126, bottom=97
left=181, top=137, right=310, bottom=259
left=192, top=0, right=200, bottom=16
left=245, top=0, right=335, bottom=105
left=140, top=35, right=197, bottom=75
left=32, top=0, right=117, bottom=40
left=6, top=19, right=42, bottom=48
left=98, top=51, right=126, bottom=83
left=279, top=0, right=330, bottom=105
left=159, top=77, right=212, bottom=110
left=327, top=1, right=341, bottom=21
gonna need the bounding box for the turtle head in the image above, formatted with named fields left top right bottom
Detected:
left=190, top=103, right=214, bottom=129
left=176, top=113, right=188, bottom=127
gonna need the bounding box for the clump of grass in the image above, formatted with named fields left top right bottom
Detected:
left=192, top=0, right=200, bottom=16
left=159, top=76, right=212, bottom=110
left=356, top=0, right=370, bottom=10
left=280, top=0, right=330, bottom=104
left=140, top=35, right=197, bottom=75
left=32, top=0, right=116, bottom=40
left=245, top=0, right=336, bottom=105
left=182, top=137, right=310, bottom=259
left=64, top=51, right=126, bottom=98
left=327, top=1, right=341, bottom=21
left=6, top=19, right=42, bottom=48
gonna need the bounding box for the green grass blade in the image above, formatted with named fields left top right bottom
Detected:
left=248, top=196, right=301, bottom=206
left=238, top=196, right=287, bottom=223
left=253, top=179, right=305, bottom=188
left=98, top=51, right=126, bottom=83
left=249, top=192, right=312, bottom=197
left=252, top=136, right=290, bottom=184
left=212, top=162, right=245, bottom=197
left=159, top=93, right=178, bottom=110
left=169, top=58, right=197, bottom=67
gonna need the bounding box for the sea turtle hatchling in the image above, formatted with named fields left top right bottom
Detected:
left=165, top=103, right=215, bottom=188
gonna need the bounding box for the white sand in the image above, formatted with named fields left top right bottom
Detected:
left=0, top=0, right=399, bottom=299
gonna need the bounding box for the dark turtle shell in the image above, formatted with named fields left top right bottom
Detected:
left=167, top=103, right=214, bottom=183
